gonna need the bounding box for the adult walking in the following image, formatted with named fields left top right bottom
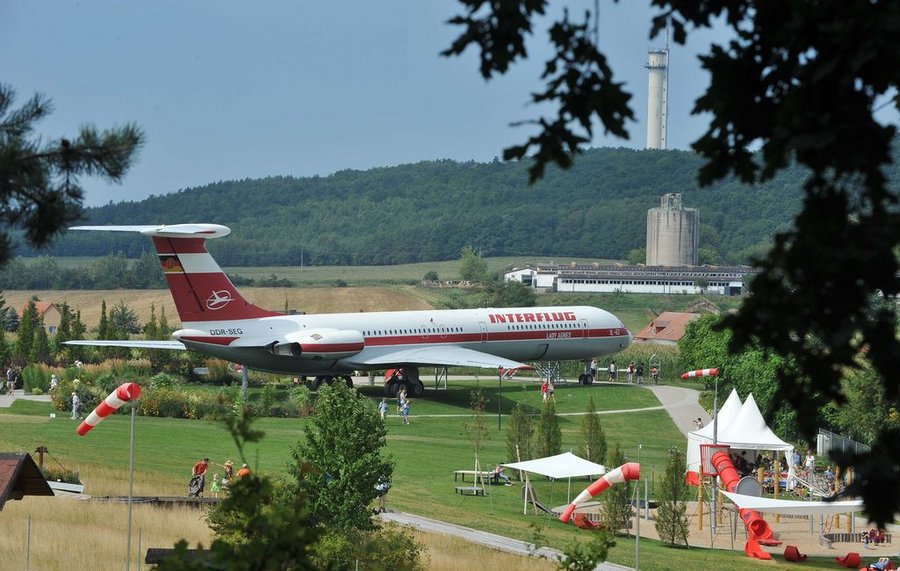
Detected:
left=188, top=458, right=209, bottom=497
left=71, top=392, right=82, bottom=419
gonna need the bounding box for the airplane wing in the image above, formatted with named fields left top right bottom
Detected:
left=357, top=345, right=532, bottom=371
left=64, top=340, right=187, bottom=350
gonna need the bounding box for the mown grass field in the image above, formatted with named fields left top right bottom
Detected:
left=0, top=379, right=844, bottom=570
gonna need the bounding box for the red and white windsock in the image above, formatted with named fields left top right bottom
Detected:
left=680, top=367, right=718, bottom=380
left=76, top=382, right=141, bottom=436
left=559, top=462, right=640, bottom=523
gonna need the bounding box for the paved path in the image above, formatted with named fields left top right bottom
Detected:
left=0, top=389, right=52, bottom=408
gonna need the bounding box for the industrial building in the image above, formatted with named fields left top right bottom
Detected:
left=646, top=193, right=700, bottom=266
left=504, top=264, right=751, bottom=296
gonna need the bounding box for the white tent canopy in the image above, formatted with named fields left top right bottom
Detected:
left=722, top=491, right=863, bottom=516
left=503, top=452, right=606, bottom=479
left=687, top=392, right=794, bottom=475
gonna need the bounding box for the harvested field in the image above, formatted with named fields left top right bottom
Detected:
left=4, top=286, right=433, bottom=329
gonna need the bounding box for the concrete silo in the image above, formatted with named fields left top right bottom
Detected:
left=646, top=48, right=669, bottom=150
left=646, top=193, right=699, bottom=266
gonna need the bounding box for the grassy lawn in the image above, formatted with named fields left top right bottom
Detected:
left=0, top=379, right=842, bottom=570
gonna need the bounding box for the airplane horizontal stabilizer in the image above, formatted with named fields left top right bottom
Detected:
left=64, top=340, right=186, bottom=350
left=70, top=224, right=230, bottom=239
left=357, top=345, right=528, bottom=370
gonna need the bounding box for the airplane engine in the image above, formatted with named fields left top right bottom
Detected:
left=276, top=329, right=365, bottom=360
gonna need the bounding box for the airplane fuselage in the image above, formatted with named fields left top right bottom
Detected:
left=174, top=305, right=630, bottom=375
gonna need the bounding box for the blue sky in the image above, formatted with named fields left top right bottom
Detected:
left=4, top=1, right=895, bottom=207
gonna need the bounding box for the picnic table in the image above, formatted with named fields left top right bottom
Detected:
left=453, top=470, right=494, bottom=482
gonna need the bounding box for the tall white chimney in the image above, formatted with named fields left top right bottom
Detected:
left=646, top=48, right=669, bottom=150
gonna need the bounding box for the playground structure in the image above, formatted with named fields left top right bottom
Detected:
left=711, top=450, right=775, bottom=560
left=559, top=462, right=641, bottom=524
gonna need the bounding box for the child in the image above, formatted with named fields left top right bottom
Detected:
left=401, top=400, right=410, bottom=424
left=210, top=473, right=221, bottom=498
left=378, top=398, right=388, bottom=420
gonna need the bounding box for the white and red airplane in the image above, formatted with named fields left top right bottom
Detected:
left=67, top=223, right=632, bottom=396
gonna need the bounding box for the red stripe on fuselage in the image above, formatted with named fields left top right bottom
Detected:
left=179, top=336, right=239, bottom=345
left=362, top=328, right=623, bottom=347
left=299, top=342, right=365, bottom=353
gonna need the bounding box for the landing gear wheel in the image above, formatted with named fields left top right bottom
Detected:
left=410, top=380, right=425, bottom=397
left=313, top=376, right=332, bottom=390
left=341, top=374, right=353, bottom=389
left=585, top=374, right=594, bottom=385
left=578, top=373, right=588, bottom=385
left=385, top=378, right=400, bottom=396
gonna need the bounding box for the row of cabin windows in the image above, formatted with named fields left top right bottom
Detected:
left=505, top=322, right=585, bottom=331
left=562, top=279, right=729, bottom=287
left=364, top=326, right=464, bottom=336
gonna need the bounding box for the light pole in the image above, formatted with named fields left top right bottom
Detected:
left=711, top=375, right=719, bottom=536
left=497, top=367, right=502, bottom=430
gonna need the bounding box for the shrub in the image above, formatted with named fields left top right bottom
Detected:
left=149, top=372, right=182, bottom=389
left=22, top=365, right=50, bottom=394
left=94, top=372, right=120, bottom=393
left=41, top=467, right=81, bottom=484
left=30, top=387, right=43, bottom=395
left=255, top=384, right=277, bottom=416
left=289, top=385, right=313, bottom=415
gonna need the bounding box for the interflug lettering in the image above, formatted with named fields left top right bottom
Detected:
left=487, top=311, right=577, bottom=324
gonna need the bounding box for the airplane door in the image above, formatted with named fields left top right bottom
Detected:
left=580, top=319, right=589, bottom=338
left=479, top=322, right=487, bottom=343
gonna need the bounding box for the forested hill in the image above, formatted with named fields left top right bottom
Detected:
left=32, top=147, right=833, bottom=266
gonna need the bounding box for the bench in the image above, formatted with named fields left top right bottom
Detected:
left=823, top=532, right=892, bottom=545
left=455, top=486, right=485, bottom=496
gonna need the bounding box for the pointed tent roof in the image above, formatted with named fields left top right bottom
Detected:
left=715, top=393, right=792, bottom=451
left=503, top=452, right=606, bottom=479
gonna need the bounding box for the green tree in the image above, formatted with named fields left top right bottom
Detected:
left=506, top=402, right=534, bottom=462
left=827, top=362, right=900, bottom=446
left=536, top=400, right=561, bottom=458
left=3, top=308, right=17, bottom=333
left=32, top=318, right=50, bottom=364
left=459, top=245, right=489, bottom=282
left=578, top=396, right=606, bottom=466
left=0, top=83, right=144, bottom=266
left=15, top=300, right=36, bottom=363
left=600, top=444, right=631, bottom=535
left=482, top=279, right=536, bottom=307
left=556, top=530, right=615, bottom=571
left=444, top=0, right=900, bottom=524
left=465, top=383, right=491, bottom=480
left=626, top=248, right=645, bottom=266
left=654, top=448, right=690, bottom=547
left=96, top=300, right=110, bottom=340
left=0, top=326, right=10, bottom=367
left=110, top=299, right=141, bottom=334
left=290, top=381, right=393, bottom=532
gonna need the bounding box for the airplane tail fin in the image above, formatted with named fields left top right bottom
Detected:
left=72, top=224, right=280, bottom=323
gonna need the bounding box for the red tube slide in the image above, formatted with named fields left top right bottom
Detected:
left=711, top=451, right=774, bottom=559
left=559, top=462, right=640, bottom=523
